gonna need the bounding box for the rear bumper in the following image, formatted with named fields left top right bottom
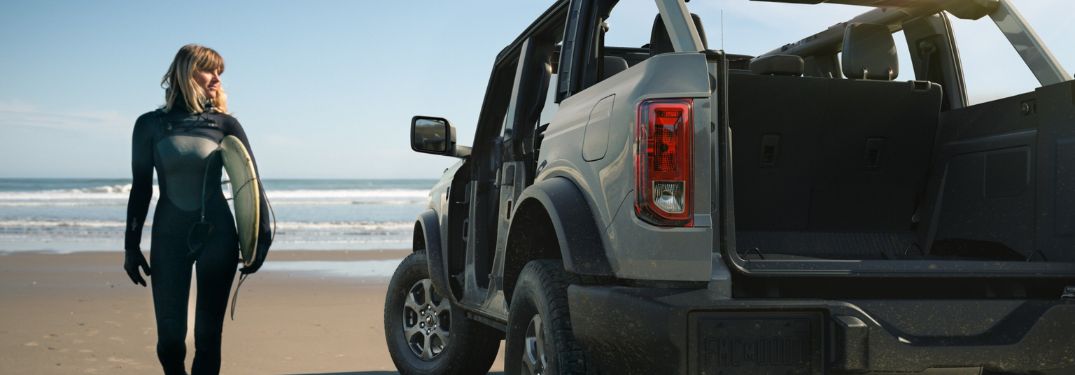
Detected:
left=568, top=285, right=1075, bottom=374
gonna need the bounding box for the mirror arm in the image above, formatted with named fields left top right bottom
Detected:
left=453, top=146, right=472, bottom=158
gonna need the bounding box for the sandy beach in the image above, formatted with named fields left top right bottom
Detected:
left=0, top=250, right=505, bottom=374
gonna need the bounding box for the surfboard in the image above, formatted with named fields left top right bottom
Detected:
left=219, top=135, right=260, bottom=267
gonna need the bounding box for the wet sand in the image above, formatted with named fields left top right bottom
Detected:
left=0, top=250, right=505, bottom=374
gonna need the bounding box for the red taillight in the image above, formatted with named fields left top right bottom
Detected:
left=635, top=99, right=693, bottom=227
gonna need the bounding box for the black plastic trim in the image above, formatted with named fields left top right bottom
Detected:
left=569, top=285, right=1075, bottom=374
left=515, top=177, right=614, bottom=277
left=415, top=209, right=457, bottom=304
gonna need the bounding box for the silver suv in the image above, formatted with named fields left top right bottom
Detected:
left=386, top=0, right=1075, bottom=373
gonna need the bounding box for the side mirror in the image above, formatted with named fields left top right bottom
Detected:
left=411, top=116, right=454, bottom=155
left=411, top=116, right=472, bottom=158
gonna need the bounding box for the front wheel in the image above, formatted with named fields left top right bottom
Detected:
left=384, top=251, right=501, bottom=374
left=505, top=260, right=588, bottom=375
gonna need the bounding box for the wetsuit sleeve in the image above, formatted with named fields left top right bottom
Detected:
left=125, top=113, right=156, bottom=252
left=225, top=117, right=273, bottom=273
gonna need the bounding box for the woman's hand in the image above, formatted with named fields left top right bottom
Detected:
left=124, top=250, right=151, bottom=286
left=238, top=261, right=260, bottom=275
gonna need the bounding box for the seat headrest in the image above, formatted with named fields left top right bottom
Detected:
left=750, top=54, right=804, bottom=76
left=649, top=13, right=708, bottom=56
left=602, top=56, right=629, bottom=80
left=841, top=23, right=899, bottom=80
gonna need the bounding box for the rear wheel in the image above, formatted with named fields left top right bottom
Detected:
left=384, top=251, right=501, bottom=374
left=505, top=260, right=588, bottom=375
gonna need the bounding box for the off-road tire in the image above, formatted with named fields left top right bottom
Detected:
left=505, top=260, right=588, bottom=375
left=384, top=251, right=501, bottom=375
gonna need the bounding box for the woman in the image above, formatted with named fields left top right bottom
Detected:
left=124, top=44, right=272, bottom=375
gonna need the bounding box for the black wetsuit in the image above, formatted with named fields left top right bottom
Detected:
left=125, top=103, right=271, bottom=375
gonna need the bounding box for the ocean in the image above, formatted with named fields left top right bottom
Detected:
left=0, top=178, right=434, bottom=253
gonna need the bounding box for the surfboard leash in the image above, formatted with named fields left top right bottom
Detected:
left=230, top=272, right=249, bottom=321
left=229, top=175, right=278, bottom=248
left=228, top=176, right=257, bottom=322
left=229, top=178, right=277, bottom=321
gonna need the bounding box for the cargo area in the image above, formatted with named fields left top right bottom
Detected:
left=728, top=68, right=1075, bottom=263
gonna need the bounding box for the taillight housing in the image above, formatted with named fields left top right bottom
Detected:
left=635, top=98, right=693, bottom=227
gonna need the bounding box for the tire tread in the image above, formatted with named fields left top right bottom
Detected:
left=507, top=260, right=588, bottom=375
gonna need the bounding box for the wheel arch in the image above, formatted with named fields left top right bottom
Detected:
left=414, top=209, right=457, bottom=303
left=502, top=177, right=614, bottom=301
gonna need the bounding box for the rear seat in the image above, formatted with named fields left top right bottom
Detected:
left=731, top=23, right=943, bottom=259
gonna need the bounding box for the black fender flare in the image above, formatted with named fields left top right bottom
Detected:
left=512, top=177, right=614, bottom=277
left=414, top=209, right=458, bottom=303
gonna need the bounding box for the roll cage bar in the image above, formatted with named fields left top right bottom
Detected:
left=749, top=0, right=1070, bottom=86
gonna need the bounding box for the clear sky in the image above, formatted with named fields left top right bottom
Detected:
left=1, top=0, right=1071, bottom=179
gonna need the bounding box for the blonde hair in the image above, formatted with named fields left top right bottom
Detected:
left=161, top=44, right=228, bottom=114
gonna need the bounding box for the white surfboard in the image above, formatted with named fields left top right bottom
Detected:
left=220, top=135, right=260, bottom=267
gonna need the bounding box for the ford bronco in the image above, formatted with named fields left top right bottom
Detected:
left=385, top=0, right=1075, bottom=373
